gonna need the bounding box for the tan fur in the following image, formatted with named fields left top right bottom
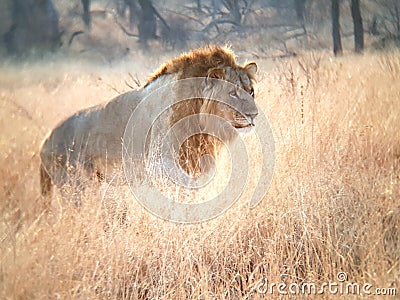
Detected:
left=174, top=62, right=258, bottom=176
left=145, top=45, right=237, bottom=84
left=148, top=45, right=258, bottom=176
left=40, top=45, right=258, bottom=195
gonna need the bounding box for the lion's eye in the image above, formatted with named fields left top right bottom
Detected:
left=250, top=88, right=254, bottom=97
left=230, top=91, right=239, bottom=99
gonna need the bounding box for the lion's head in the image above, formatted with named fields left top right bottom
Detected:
left=200, top=62, right=258, bottom=133
left=146, top=45, right=259, bottom=176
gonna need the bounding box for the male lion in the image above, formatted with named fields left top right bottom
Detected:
left=40, top=45, right=258, bottom=196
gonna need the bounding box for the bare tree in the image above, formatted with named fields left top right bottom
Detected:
left=115, top=0, right=126, bottom=17
left=212, top=0, right=222, bottom=22
left=294, top=0, right=307, bottom=24
left=137, top=0, right=169, bottom=47
left=351, top=0, right=363, bottom=52
left=377, top=0, right=400, bottom=39
left=204, top=0, right=255, bottom=33
left=82, top=0, right=91, bottom=29
left=4, top=0, right=60, bottom=55
left=222, top=0, right=242, bottom=24
left=331, top=0, right=342, bottom=56
left=137, top=0, right=157, bottom=46
left=114, top=0, right=138, bottom=29
left=369, top=16, right=379, bottom=36
left=125, top=0, right=138, bottom=29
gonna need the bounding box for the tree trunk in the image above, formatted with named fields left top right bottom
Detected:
left=351, top=0, right=364, bottom=53
left=369, top=16, right=378, bottom=36
left=82, top=0, right=91, bottom=29
left=331, top=0, right=342, bottom=56
left=196, top=0, right=202, bottom=12
left=222, top=0, right=241, bottom=25
left=294, top=0, right=306, bottom=23
left=115, top=0, right=126, bottom=17
left=125, top=0, right=137, bottom=29
left=4, top=0, right=60, bottom=55
left=230, top=0, right=242, bottom=25
left=212, top=0, right=221, bottom=21
left=396, top=3, right=400, bottom=38
left=138, top=0, right=157, bottom=47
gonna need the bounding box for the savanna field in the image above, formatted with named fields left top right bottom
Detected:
left=0, top=49, right=399, bottom=299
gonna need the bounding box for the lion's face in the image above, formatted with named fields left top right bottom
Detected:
left=200, top=62, right=258, bottom=134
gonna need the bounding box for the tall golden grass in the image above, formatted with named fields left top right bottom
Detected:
left=1, top=51, right=399, bottom=299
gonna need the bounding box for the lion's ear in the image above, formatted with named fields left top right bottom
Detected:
left=207, top=68, right=225, bottom=79
left=244, top=62, right=258, bottom=77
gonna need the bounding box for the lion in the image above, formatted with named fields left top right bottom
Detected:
left=40, top=45, right=258, bottom=196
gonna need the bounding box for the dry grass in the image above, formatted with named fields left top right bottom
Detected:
left=1, top=50, right=400, bottom=299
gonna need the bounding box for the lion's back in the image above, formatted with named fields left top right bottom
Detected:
left=41, top=89, right=143, bottom=161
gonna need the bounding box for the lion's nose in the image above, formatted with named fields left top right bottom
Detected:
left=246, top=113, right=258, bottom=126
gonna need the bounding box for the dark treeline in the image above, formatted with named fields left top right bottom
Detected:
left=1, top=0, right=399, bottom=56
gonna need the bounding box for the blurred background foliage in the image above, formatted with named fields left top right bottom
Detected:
left=0, top=0, right=399, bottom=60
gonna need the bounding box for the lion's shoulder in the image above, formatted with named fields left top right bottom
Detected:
left=144, top=45, right=237, bottom=87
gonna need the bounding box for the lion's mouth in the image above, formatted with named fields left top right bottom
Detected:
left=233, top=112, right=257, bottom=129
left=233, top=116, right=255, bottom=129
left=233, top=123, right=254, bottom=129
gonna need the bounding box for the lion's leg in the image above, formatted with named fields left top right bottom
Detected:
left=48, top=156, right=71, bottom=189
left=40, top=162, right=53, bottom=196
left=41, top=150, right=85, bottom=197
left=54, top=154, right=88, bottom=206
left=40, top=152, right=69, bottom=191
left=96, top=170, right=105, bottom=182
left=81, top=157, right=105, bottom=184
left=39, top=151, right=75, bottom=208
left=39, top=161, right=54, bottom=211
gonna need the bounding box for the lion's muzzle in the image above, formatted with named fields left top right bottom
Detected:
left=233, top=112, right=258, bottom=128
